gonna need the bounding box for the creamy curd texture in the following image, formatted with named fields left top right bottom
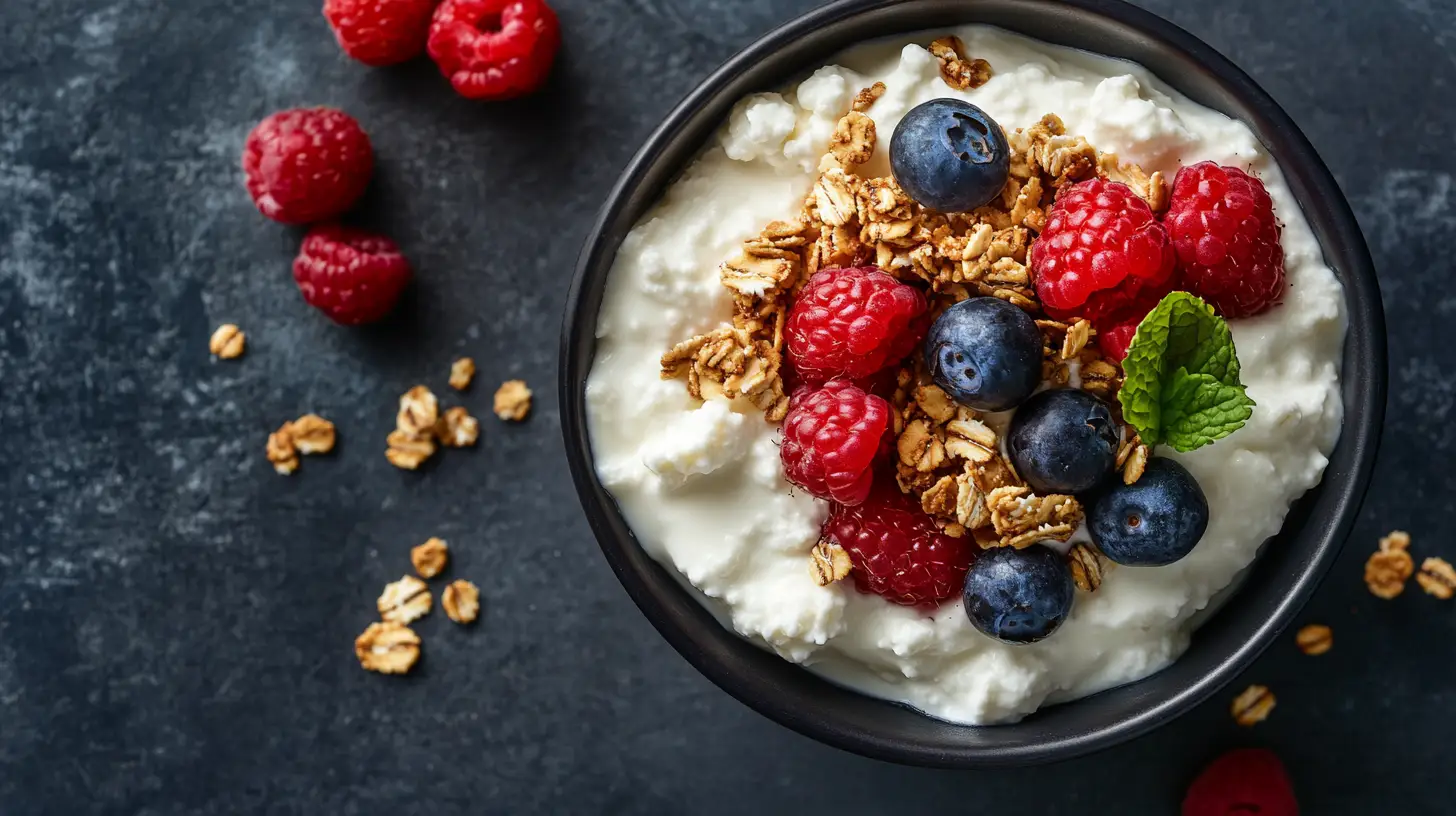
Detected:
left=585, top=26, right=1346, bottom=724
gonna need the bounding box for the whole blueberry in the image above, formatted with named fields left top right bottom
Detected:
left=963, top=545, right=1075, bottom=645
left=1088, top=457, right=1209, bottom=567
left=924, top=297, right=1042, bottom=412
left=1007, top=389, right=1119, bottom=494
left=890, top=99, right=1010, bottom=212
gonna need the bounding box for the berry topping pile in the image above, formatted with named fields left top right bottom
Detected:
left=243, top=108, right=374, bottom=225
left=1032, top=178, right=1176, bottom=323
left=824, top=481, right=978, bottom=607
left=323, top=0, right=438, bottom=67
left=293, top=224, right=414, bottom=325
left=1165, top=161, right=1286, bottom=319
left=780, top=381, right=893, bottom=506
left=428, top=0, right=562, bottom=101
left=785, top=266, right=928, bottom=385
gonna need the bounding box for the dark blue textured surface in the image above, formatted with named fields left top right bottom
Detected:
left=0, top=0, right=1450, bottom=813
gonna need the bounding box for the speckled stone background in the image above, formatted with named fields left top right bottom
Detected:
left=0, top=0, right=1451, bottom=813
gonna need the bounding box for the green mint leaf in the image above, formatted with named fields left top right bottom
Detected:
left=1116, top=292, right=1253, bottom=450
left=1159, top=369, right=1256, bottom=452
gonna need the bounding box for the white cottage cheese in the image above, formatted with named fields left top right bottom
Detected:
left=585, top=27, right=1346, bottom=724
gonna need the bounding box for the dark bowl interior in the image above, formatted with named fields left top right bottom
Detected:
left=559, top=0, right=1386, bottom=767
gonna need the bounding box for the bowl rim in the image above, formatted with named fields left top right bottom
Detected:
left=559, top=0, right=1386, bottom=767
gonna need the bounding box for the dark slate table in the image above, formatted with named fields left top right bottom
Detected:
left=1, top=0, right=1450, bottom=813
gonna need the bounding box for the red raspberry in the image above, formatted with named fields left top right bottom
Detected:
left=1032, top=179, right=1175, bottom=323
left=242, top=108, right=374, bottom=225
left=780, top=382, right=892, bottom=506
left=323, top=0, right=439, bottom=67
left=292, top=224, right=412, bottom=324
left=1183, top=748, right=1299, bottom=816
left=1165, top=162, right=1285, bottom=319
left=785, top=267, right=928, bottom=385
left=427, top=0, right=560, bottom=101
left=824, top=480, right=978, bottom=606
left=1094, top=282, right=1173, bottom=362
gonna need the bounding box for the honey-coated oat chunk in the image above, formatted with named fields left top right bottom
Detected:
left=1295, top=624, right=1333, bottom=656
left=449, top=357, right=476, bottom=391
left=1417, top=557, right=1456, bottom=599
left=442, top=579, right=480, bottom=624
left=396, top=386, right=439, bottom=438
left=378, top=575, right=433, bottom=624
left=810, top=539, right=853, bottom=587
left=493, top=380, right=533, bottom=421
left=289, top=414, right=336, bottom=455
left=354, top=621, right=421, bottom=675
left=209, top=324, right=246, bottom=359
left=385, top=429, right=436, bottom=470
left=1068, top=542, right=1103, bottom=592
left=1231, top=684, right=1275, bottom=726
left=928, top=36, right=992, bottom=90
left=435, top=406, right=480, bottom=448
left=266, top=423, right=299, bottom=475
left=1365, top=531, right=1415, bottom=599
left=411, top=537, right=449, bottom=579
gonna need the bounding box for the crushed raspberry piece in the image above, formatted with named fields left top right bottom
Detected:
left=824, top=480, right=978, bottom=606
left=785, top=266, right=929, bottom=385
left=1183, top=748, right=1299, bottom=816
left=780, top=381, right=893, bottom=506
left=1032, top=179, right=1175, bottom=324
left=427, top=0, right=561, bottom=101
left=1165, top=162, right=1286, bottom=319
left=242, top=108, right=374, bottom=225
left=323, top=0, right=438, bottom=66
left=292, top=224, right=412, bottom=325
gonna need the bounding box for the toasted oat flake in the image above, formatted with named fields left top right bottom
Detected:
left=289, top=414, right=336, bottom=455
left=354, top=621, right=421, bottom=675
left=378, top=575, right=433, bottom=624
left=435, top=406, right=480, bottom=448
left=397, top=386, right=439, bottom=438
left=1295, top=624, right=1333, bottom=655
left=851, top=81, right=887, bottom=113
left=411, top=537, right=449, bottom=579
left=1121, top=444, right=1148, bottom=485
left=385, top=429, right=436, bottom=470
left=1366, top=531, right=1415, bottom=599
left=209, top=324, right=246, bottom=359
left=829, top=111, right=876, bottom=166
left=929, top=36, right=992, bottom=90
left=810, top=539, right=853, bottom=586
left=1417, top=557, right=1456, bottom=599
left=1061, top=319, right=1091, bottom=361
left=493, top=380, right=533, bottom=422
left=1231, top=684, right=1275, bottom=726
left=449, top=357, right=476, bottom=391
left=266, top=423, right=299, bottom=475
left=986, top=486, right=1082, bottom=548
left=1068, top=542, right=1103, bottom=592
left=442, top=579, right=480, bottom=624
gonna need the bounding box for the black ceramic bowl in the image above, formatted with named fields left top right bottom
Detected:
left=560, top=0, right=1386, bottom=767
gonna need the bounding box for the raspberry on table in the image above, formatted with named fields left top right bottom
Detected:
left=784, top=266, right=928, bottom=385
left=780, top=381, right=893, bottom=506
left=427, top=0, right=561, bottom=101
left=1182, top=748, right=1298, bottom=816
left=242, top=108, right=374, bottom=225
left=323, top=0, right=439, bottom=67
left=1164, top=161, right=1286, bottom=319
left=823, top=480, right=978, bottom=606
left=1032, top=178, right=1175, bottom=324
left=292, top=224, right=412, bottom=325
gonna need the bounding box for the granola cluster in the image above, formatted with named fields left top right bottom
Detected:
left=656, top=43, right=1170, bottom=584
left=385, top=385, right=482, bottom=470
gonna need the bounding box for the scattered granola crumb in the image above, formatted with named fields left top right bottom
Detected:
left=1231, top=684, right=1275, bottom=726
left=442, top=579, right=480, bottom=624
left=1365, top=530, right=1415, bottom=599
left=435, top=406, right=480, bottom=448
left=289, top=414, right=336, bottom=455
left=1121, top=443, right=1148, bottom=485
left=1068, top=542, right=1103, bottom=592
left=354, top=621, right=421, bottom=675
left=1060, top=318, right=1091, bottom=361
left=1295, top=624, right=1333, bottom=656
left=385, top=429, right=436, bottom=470
left=851, top=81, right=886, bottom=113
left=266, top=423, right=299, bottom=475
left=828, top=111, right=876, bottom=166
left=378, top=575, right=433, bottom=624
left=929, top=35, right=992, bottom=90
left=397, top=385, right=440, bottom=438
left=449, top=357, right=476, bottom=391
left=493, top=379, right=532, bottom=421
left=810, top=539, right=853, bottom=586
left=411, top=537, right=449, bottom=579
left=1417, top=557, right=1456, bottom=599
left=209, top=324, right=246, bottom=359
